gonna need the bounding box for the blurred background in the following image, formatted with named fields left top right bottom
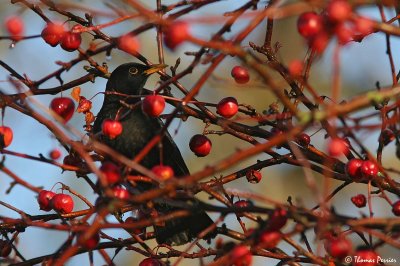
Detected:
left=0, top=0, right=399, bottom=265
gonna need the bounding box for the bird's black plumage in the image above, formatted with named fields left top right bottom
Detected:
left=92, top=63, right=214, bottom=245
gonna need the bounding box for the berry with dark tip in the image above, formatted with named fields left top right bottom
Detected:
left=346, top=158, right=364, bottom=182
left=38, top=190, right=56, bottom=211
left=189, top=134, right=212, bottom=157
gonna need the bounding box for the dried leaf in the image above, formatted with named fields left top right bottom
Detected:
left=77, top=96, right=92, bottom=113
left=71, top=87, right=81, bottom=102
left=85, top=111, right=95, bottom=124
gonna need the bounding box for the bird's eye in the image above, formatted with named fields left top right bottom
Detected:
left=129, top=67, right=138, bottom=75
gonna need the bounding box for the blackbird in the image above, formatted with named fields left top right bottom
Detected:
left=92, top=62, right=214, bottom=246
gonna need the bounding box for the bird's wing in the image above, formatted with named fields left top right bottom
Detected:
left=156, top=118, right=190, bottom=177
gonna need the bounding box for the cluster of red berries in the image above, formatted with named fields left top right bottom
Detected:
left=297, top=0, right=374, bottom=53
left=101, top=95, right=166, bottom=140
left=41, top=23, right=82, bottom=51
left=346, top=158, right=379, bottom=182
left=4, top=16, right=81, bottom=50
left=38, top=190, right=74, bottom=214
left=225, top=207, right=287, bottom=265
left=97, top=161, right=131, bottom=199
left=323, top=233, right=381, bottom=266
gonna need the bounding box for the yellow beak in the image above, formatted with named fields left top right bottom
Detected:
left=143, top=63, right=168, bottom=75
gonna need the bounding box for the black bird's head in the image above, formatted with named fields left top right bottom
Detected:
left=105, top=62, right=167, bottom=97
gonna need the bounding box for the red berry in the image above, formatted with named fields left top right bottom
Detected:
left=392, top=200, right=400, bottom=216
left=113, top=186, right=130, bottom=200
left=351, top=194, right=367, bottom=208
left=296, top=133, right=311, bottom=147
left=326, top=0, right=352, bottom=23
left=152, top=165, right=174, bottom=181
left=164, top=21, right=190, bottom=50
left=354, top=16, right=374, bottom=37
left=49, top=149, right=62, bottom=160
left=328, top=138, right=349, bottom=157
left=308, top=32, right=330, bottom=53
left=346, top=158, right=364, bottom=181
left=297, top=12, right=324, bottom=39
left=353, top=249, right=379, bottom=266
left=41, top=23, right=65, bottom=47
left=0, top=240, right=12, bottom=257
left=102, top=119, right=123, bottom=139
left=5, top=16, right=24, bottom=41
left=139, top=258, right=162, bottom=266
left=245, top=169, right=262, bottom=184
left=189, top=134, right=212, bottom=157
left=0, top=126, right=13, bottom=148
left=100, top=162, right=121, bottom=185
left=326, top=237, right=352, bottom=259
left=288, top=60, right=304, bottom=77
left=217, top=97, right=239, bottom=118
left=50, top=97, right=75, bottom=123
left=142, top=95, right=165, bottom=117
left=118, top=33, right=140, bottom=55
left=38, top=190, right=56, bottom=211
left=360, top=160, right=378, bottom=179
left=77, top=232, right=100, bottom=250
left=268, top=208, right=287, bottom=231
left=335, top=23, right=353, bottom=44
left=231, top=66, right=250, bottom=84
left=258, top=230, right=282, bottom=249
left=60, top=29, right=82, bottom=52
left=231, top=245, right=252, bottom=266
left=233, top=200, right=250, bottom=217
left=51, top=193, right=74, bottom=214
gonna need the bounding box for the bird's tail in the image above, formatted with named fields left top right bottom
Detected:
left=153, top=200, right=215, bottom=246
